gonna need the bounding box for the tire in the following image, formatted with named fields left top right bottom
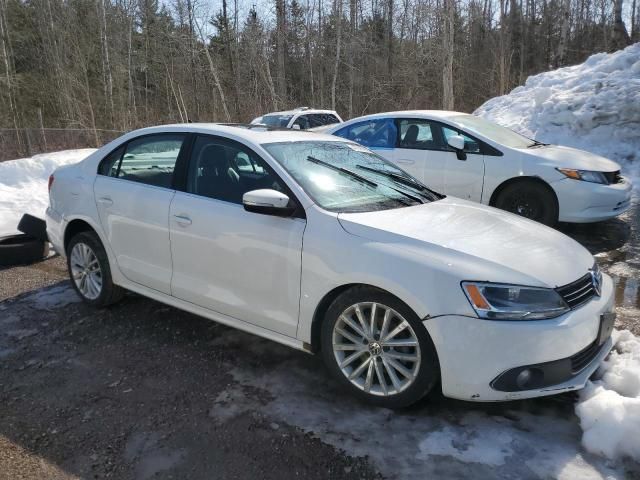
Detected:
left=494, top=180, right=558, bottom=226
left=17, top=214, right=48, bottom=242
left=66, top=231, right=124, bottom=307
left=321, top=286, right=440, bottom=408
left=0, top=234, right=48, bottom=267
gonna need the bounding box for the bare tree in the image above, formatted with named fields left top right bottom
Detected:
left=442, top=0, right=455, bottom=110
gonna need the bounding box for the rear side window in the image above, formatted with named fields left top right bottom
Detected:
left=309, top=114, right=340, bottom=128
left=334, top=119, right=397, bottom=148
left=98, top=134, right=186, bottom=189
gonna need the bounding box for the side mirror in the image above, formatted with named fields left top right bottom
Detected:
left=242, top=189, right=295, bottom=217
left=447, top=135, right=467, bottom=161
left=291, top=124, right=301, bottom=130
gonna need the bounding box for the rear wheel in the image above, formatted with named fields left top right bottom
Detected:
left=66, top=231, right=124, bottom=307
left=321, top=286, right=439, bottom=408
left=494, top=180, right=558, bottom=226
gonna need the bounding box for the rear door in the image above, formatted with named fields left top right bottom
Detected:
left=168, top=134, right=305, bottom=337
left=94, top=133, right=187, bottom=294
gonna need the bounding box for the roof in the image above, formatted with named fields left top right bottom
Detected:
left=345, top=110, right=469, bottom=121
left=260, top=108, right=339, bottom=116
left=123, top=123, right=345, bottom=145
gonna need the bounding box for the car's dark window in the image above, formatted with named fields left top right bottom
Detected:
left=98, top=146, right=125, bottom=176
left=308, top=114, right=340, bottom=128
left=397, top=119, right=442, bottom=150
left=187, top=136, right=286, bottom=205
left=104, top=134, right=186, bottom=188
left=441, top=125, right=481, bottom=154
left=293, top=115, right=311, bottom=130
left=334, top=119, right=397, bottom=148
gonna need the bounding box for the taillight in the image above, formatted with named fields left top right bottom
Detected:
left=48, top=174, right=54, bottom=193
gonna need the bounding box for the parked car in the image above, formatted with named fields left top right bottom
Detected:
left=46, top=124, right=615, bottom=407
left=324, top=111, right=632, bottom=225
left=251, top=107, right=343, bottom=130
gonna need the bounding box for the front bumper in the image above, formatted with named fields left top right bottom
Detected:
left=424, top=274, right=615, bottom=401
left=553, top=176, right=633, bottom=223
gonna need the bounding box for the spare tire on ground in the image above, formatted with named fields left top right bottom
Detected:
left=17, top=213, right=48, bottom=242
left=0, top=234, right=49, bottom=267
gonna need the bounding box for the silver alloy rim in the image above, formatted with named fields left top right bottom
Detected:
left=70, top=242, right=103, bottom=300
left=332, top=302, right=421, bottom=396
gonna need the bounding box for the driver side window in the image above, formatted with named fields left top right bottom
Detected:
left=187, top=136, right=284, bottom=204
left=441, top=126, right=481, bottom=154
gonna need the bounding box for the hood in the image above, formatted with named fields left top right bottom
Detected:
left=523, top=145, right=620, bottom=172
left=338, top=198, right=594, bottom=288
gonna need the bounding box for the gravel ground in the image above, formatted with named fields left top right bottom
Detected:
left=0, top=201, right=638, bottom=479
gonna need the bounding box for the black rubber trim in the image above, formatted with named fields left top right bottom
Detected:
left=0, top=234, right=48, bottom=267
left=17, top=214, right=48, bottom=242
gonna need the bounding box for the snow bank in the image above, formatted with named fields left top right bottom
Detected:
left=576, top=329, right=640, bottom=461
left=475, top=43, right=640, bottom=180
left=0, top=149, right=95, bottom=236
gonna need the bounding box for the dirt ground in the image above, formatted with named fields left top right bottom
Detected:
left=0, top=203, right=639, bottom=479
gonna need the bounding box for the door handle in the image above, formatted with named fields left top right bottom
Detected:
left=173, top=214, right=192, bottom=226
left=396, top=158, right=415, bottom=164
left=97, top=196, right=113, bottom=206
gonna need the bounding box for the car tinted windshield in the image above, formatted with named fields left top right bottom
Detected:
left=261, top=114, right=293, bottom=127
left=264, top=141, right=437, bottom=213
left=450, top=115, right=534, bottom=148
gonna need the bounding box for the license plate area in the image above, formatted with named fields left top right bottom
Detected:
left=598, top=312, right=616, bottom=346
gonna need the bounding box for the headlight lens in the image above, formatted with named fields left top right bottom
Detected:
left=462, top=282, right=570, bottom=320
left=557, top=168, right=608, bottom=184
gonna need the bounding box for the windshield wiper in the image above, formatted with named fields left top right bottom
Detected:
left=306, top=156, right=378, bottom=187
left=355, top=165, right=441, bottom=200
left=527, top=140, right=549, bottom=148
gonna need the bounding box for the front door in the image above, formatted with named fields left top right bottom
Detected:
left=93, top=133, right=187, bottom=294
left=439, top=125, right=485, bottom=202
left=169, top=135, right=305, bottom=337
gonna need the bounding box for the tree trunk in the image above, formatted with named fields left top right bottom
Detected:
left=611, top=0, right=631, bottom=49
left=275, top=0, right=287, bottom=102
left=331, top=0, right=342, bottom=110
left=442, top=0, right=454, bottom=110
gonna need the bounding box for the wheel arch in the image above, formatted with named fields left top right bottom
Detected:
left=489, top=175, right=559, bottom=212
left=309, top=283, right=426, bottom=353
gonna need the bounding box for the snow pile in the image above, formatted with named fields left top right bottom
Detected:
left=0, top=149, right=95, bottom=235
left=475, top=43, right=640, bottom=179
left=576, top=329, right=640, bottom=461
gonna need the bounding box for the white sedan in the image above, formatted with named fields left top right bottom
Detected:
left=324, top=111, right=632, bottom=225
left=46, top=124, right=615, bottom=407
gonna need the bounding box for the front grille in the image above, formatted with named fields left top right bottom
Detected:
left=603, top=170, right=623, bottom=184
left=556, top=273, right=596, bottom=309
left=570, top=341, right=601, bottom=373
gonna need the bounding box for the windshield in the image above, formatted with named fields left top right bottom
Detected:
left=264, top=141, right=438, bottom=213
left=450, top=114, right=535, bottom=148
left=261, top=114, right=293, bottom=127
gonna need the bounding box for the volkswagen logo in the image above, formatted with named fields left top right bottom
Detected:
left=590, top=266, right=602, bottom=297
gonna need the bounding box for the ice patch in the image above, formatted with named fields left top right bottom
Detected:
left=475, top=44, right=640, bottom=185
left=0, top=148, right=96, bottom=235
left=26, top=285, right=81, bottom=310
left=575, top=329, right=640, bottom=461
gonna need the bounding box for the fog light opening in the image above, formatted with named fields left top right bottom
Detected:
left=515, top=368, right=544, bottom=390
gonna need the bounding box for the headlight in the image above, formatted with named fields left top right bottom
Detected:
left=557, top=168, right=608, bottom=184
left=462, top=282, right=570, bottom=320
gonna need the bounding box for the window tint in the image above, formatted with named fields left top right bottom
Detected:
left=293, top=115, right=311, bottom=130
left=308, top=113, right=340, bottom=128
left=441, top=126, right=481, bottom=153
left=98, top=146, right=124, bottom=176
left=113, top=134, right=185, bottom=188
left=261, top=114, right=292, bottom=127
left=334, top=119, right=397, bottom=148
left=187, top=136, right=285, bottom=205
left=398, top=119, right=441, bottom=150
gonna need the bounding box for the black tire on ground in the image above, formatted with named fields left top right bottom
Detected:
left=321, top=285, right=440, bottom=409
left=0, top=234, right=49, bottom=267
left=66, top=231, right=124, bottom=307
left=17, top=213, right=48, bottom=242
left=494, top=180, right=559, bottom=226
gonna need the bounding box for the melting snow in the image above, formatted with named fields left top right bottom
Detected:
left=0, top=148, right=96, bottom=235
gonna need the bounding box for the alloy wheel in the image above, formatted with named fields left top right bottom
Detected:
left=70, top=242, right=103, bottom=300
left=332, top=302, right=421, bottom=396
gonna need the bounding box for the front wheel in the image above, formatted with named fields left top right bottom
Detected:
left=494, top=181, right=558, bottom=226
left=321, top=286, right=440, bottom=408
left=66, top=231, right=124, bottom=307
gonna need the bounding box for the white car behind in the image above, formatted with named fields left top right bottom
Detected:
left=251, top=107, right=343, bottom=130
left=46, top=124, right=615, bottom=407
left=324, top=111, right=632, bottom=225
